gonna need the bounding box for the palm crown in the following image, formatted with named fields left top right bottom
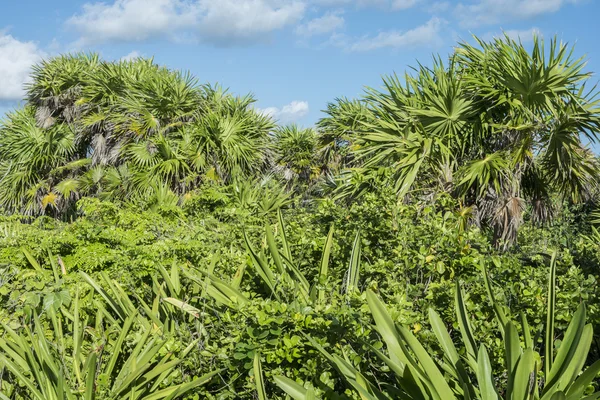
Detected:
left=333, top=35, right=600, bottom=248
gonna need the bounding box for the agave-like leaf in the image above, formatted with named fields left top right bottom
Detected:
left=273, top=376, right=316, bottom=400
left=184, top=267, right=249, bottom=309
left=510, top=348, right=535, bottom=400
left=243, top=230, right=279, bottom=298
left=476, top=345, right=500, bottom=400
left=546, top=252, right=558, bottom=378
left=316, top=224, right=335, bottom=303
left=505, top=321, right=523, bottom=394
left=254, top=353, right=267, bottom=400
left=344, top=231, right=362, bottom=294
left=429, top=308, right=474, bottom=397
left=545, top=301, right=586, bottom=389
left=455, top=281, right=478, bottom=369
left=366, top=290, right=409, bottom=370
left=566, top=359, right=600, bottom=399
left=162, top=297, right=202, bottom=318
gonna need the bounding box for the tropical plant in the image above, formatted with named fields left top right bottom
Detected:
left=277, top=254, right=600, bottom=399
left=0, top=55, right=276, bottom=216
left=2, top=193, right=600, bottom=398
left=0, top=263, right=220, bottom=399
left=340, top=35, right=600, bottom=248
left=317, top=97, right=373, bottom=174
left=163, top=209, right=354, bottom=309
left=243, top=211, right=362, bottom=305
left=26, top=53, right=101, bottom=127
left=0, top=107, right=85, bottom=216
left=271, top=125, right=322, bottom=186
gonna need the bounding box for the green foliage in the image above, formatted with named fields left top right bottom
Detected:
left=272, top=125, right=322, bottom=186
left=1, top=190, right=599, bottom=398
left=1, top=34, right=600, bottom=399
left=0, top=55, right=275, bottom=216
left=0, top=267, right=219, bottom=399
left=0, top=107, right=79, bottom=216
left=328, top=35, right=600, bottom=248
left=290, top=256, right=600, bottom=399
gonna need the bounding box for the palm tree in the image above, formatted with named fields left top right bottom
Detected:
left=348, top=35, right=600, bottom=248
left=316, top=97, right=373, bottom=176
left=1, top=54, right=276, bottom=216
left=26, top=53, right=101, bottom=128
left=271, top=125, right=321, bottom=185
left=182, top=103, right=273, bottom=184
left=0, top=108, right=84, bottom=216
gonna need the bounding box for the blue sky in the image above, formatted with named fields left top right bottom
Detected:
left=0, top=0, right=599, bottom=127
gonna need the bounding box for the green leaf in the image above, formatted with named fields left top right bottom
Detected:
left=254, top=353, right=267, bottom=400
left=344, top=231, right=362, bottom=294
left=366, top=290, right=408, bottom=370
left=511, top=348, right=535, bottom=400
left=317, top=224, right=334, bottom=304
left=476, top=345, right=499, bottom=400
left=545, top=303, right=587, bottom=391
left=455, top=282, right=478, bottom=369
left=21, top=247, right=45, bottom=275
left=546, top=251, right=557, bottom=378
left=162, top=297, right=202, bottom=318
left=566, top=359, right=600, bottom=399
left=273, top=376, right=310, bottom=400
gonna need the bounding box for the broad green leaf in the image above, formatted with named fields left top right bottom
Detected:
left=366, top=290, right=408, bottom=369
left=273, top=376, right=310, bottom=400
left=546, top=251, right=557, bottom=378
left=163, top=297, right=202, bottom=318
left=476, top=345, right=499, bottom=400
left=511, top=348, right=535, bottom=400
left=317, top=224, right=334, bottom=304
left=254, top=353, right=267, bottom=400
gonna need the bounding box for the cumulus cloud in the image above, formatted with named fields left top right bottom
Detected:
left=427, top=1, right=450, bottom=12
left=483, top=27, right=542, bottom=42
left=0, top=34, right=45, bottom=101
left=197, top=0, right=305, bottom=44
left=259, top=101, right=310, bottom=122
left=391, top=0, right=419, bottom=10
left=296, top=12, right=345, bottom=37
left=67, top=0, right=306, bottom=46
left=120, top=50, right=143, bottom=61
left=334, top=16, right=445, bottom=51
left=66, top=0, right=196, bottom=45
left=455, top=0, right=577, bottom=27
left=311, top=0, right=420, bottom=9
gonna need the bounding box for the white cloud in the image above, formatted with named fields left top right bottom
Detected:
left=67, top=0, right=196, bottom=45
left=483, top=27, right=542, bottom=43
left=259, top=101, right=309, bottom=122
left=67, top=0, right=306, bottom=46
left=391, top=0, right=419, bottom=10
left=296, top=12, right=345, bottom=37
left=197, top=0, right=305, bottom=44
left=336, top=17, right=445, bottom=52
left=0, top=34, right=45, bottom=101
left=455, top=0, right=577, bottom=27
left=120, top=50, right=142, bottom=61
left=428, top=1, right=450, bottom=12
left=311, top=0, right=420, bottom=9
left=310, top=0, right=352, bottom=5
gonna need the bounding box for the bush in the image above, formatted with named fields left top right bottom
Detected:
left=1, top=191, right=599, bottom=398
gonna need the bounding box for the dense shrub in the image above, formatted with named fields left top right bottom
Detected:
left=1, top=188, right=599, bottom=398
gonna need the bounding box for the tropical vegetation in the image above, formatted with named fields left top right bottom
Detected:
left=1, top=34, right=600, bottom=399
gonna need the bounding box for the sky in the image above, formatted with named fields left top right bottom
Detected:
left=0, top=0, right=599, bottom=128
